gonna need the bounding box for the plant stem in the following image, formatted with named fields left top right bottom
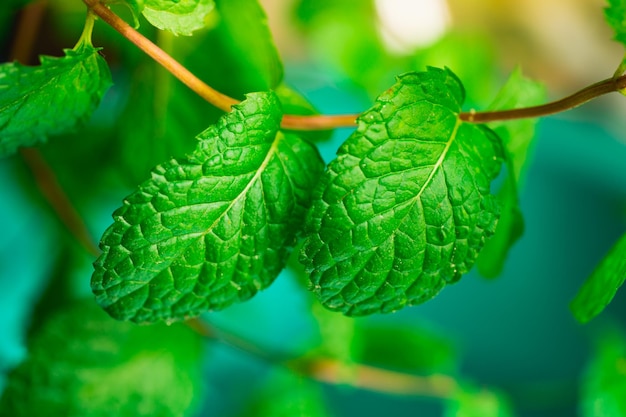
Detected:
left=82, top=0, right=238, bottom=113
left=291, top=357, right=458, bottom=398
left=460, top=74, right=626, bottom=123
left=84, top=0, right=626, bottom=130
left=186, top=318, right=458, bottom=399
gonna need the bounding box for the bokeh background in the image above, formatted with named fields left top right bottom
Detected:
left=2, top=0, right=626, bottom=416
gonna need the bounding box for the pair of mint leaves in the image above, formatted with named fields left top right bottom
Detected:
left=2, top=0, right=626, bottom=325
left=90, top=67, right=509, bottom=323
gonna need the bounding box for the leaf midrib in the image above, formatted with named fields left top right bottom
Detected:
left=322, top=118, right=462, bottom=300
left=123, top=131, right=283, bottom=286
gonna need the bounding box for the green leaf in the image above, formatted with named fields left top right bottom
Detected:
left=0, top=300, right=203, bottom=417
left=445, top=383, right=515, bottom=417
left=311, top=301, right=355, bottom=363
left=605, top=0, right=626, bottom=47
left=486, top=68, right=546, bottom=184
left=92, top=92, right=324, bottom=323
left=301, top=67, right=504, bottom=316
left=0, top=43, right=112, bottom=157
left=477, top=68, right=545, bottom=278
left=581, top=329, right=626, bottom=417
left=475, top=181, right=524, bottom=279
left=142, top=0, right=215, bottom=36
left=350, top=322, right=457, bottom=374
left=570, top=233, right=626, bottom=323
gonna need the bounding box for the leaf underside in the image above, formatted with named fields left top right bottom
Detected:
left=0, top=43, right=111, bottom=157
left=570, top=233, right=626, bottom=323
left=142, top=0, right=215, bottom=36
left=301, top=67, right=504, bottom=316
left=92, top=92, right=324, bottom=324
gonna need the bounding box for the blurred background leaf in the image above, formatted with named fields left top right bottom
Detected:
left=238, top=370, right=333, bottom=417
left=0, top=300, right=204, bottom=417
left=580, top=327, right=626, bottom=417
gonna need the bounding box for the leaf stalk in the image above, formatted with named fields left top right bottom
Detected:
left=82, top=0, right=238, bottom=112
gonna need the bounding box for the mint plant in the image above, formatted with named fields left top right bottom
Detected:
left=2, top=0, right=626, bottom=415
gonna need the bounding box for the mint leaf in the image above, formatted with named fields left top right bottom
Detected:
left=0, top=301, right=203, bottom=416
left=570, top=233, right=626, bottom=323
left=301, top=68, right=504, bottom=316
left=581, top=329, right=626, bottom=417
left=477, top=68, right=545, bottom=278
left=0, top=43, right=111, bottom=157
left=142, top=0, right=215, bottom=36
left=92, top=92, right=324, bottom=323
left=606, top=0, right=626, bottom=46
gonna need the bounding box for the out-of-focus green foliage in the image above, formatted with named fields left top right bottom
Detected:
left=0, top=300, right=203, bottom=417
left=477, top=67, right=545, bottom=278
left=571, top=235, right=626, bottom=323
left=445, top=384, right=515, bottom=417
left=239, top=371, right=333, bottom=417
left=580, top=328, right=626, bottom=417
left=350, top=322, right=457, bottom=374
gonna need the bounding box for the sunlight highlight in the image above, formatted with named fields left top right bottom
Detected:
left=375, top=0, right=451, bottom=53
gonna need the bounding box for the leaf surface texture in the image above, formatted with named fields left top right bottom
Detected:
left=301, top=68, right=504, bottom=316
left=92, top=92, right=324, bottom=323
left=0, top=44, right=111, bottom=157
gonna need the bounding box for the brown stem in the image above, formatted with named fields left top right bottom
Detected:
left=460, top=74, right=626, bottom=123
left=291, top=357, right=458, bottom=398
left=83, top=0, right=626, bottom=131
left=82, top=0, right=238, bottom=112
left=281, top=113, right=357, bottom=130
left=186, top=318, right=458, bottom=399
